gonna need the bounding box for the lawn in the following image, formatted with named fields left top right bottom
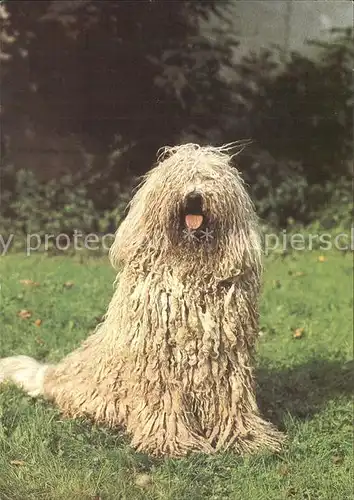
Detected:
left=0, top=250, right=352, bottom=500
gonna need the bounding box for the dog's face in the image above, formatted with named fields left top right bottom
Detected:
left=180, top=190, right=210, bottom=244
left=172, top=178, right=228, bottom=250
left=110, top=144, right=261, bottom=276
left=155, top=159, right=250, bottom=252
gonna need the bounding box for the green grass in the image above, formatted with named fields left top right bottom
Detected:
left=0, top=251, right=352, bottom=500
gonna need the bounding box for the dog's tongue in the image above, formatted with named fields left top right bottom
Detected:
left=185, top=214, right=203, bottom=230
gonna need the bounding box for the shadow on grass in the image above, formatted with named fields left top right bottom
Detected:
left=257, top=358, right=354, bottom=428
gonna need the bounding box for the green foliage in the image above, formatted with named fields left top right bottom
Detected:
left=238, top=148, right=308, bottom=227
left=0, top=4, right=16, bottom=64
left=0, top=165, right=129, bottom=251
left=4, top=0, right=236, bottom=178
left=229, top=27, right=353, bottom=227
left=233, top=27, right=353, bottom=184
left=306, top=177, right=353, bottom=232
left=237, top=147, right=353, bottom=229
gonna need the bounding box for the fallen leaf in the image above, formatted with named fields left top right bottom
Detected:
left=279, top=464, right=289, bottom=476
left=318, top=255, right=327, bottom=262
left=135, top=473, right=152, bottom=488
left=19, top=279, right=40, bottom=286
left=293, top=327, right=305, bottom=339
left=63, top=281, right=74, bottom=288
left=34, top=319, right=42, bottom=327
left=18, top=309, right=32, bottom=319
left=35, top=336, right=45, bottom=345
left=10, top=460, right=26, bottom=466
left=332, top=455, right=343, bottom=465
left=287, top=487, right=297, bottom=497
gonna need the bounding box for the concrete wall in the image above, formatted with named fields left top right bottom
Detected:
left=228, top=0, right=352, bottom=58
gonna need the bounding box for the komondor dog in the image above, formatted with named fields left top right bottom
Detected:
left=0, top=143, right=284, bottom=456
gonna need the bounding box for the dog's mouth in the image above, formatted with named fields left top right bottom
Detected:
left=182, top=192, right=205, bottom=230
left=179, top=191, right=217, bottom=248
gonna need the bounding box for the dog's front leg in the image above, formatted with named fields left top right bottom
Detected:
left=126, top=387, right=214, bottom=457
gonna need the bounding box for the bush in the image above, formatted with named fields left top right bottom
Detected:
left=237, top=147, right=353, bottom=230
left=232, top=27, right=353, bottom=184
left=238, top=148, right=308, bottom=228
left=307, top=177, right=353, bottom=232
left=0, top=165, right=130, bottom=253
